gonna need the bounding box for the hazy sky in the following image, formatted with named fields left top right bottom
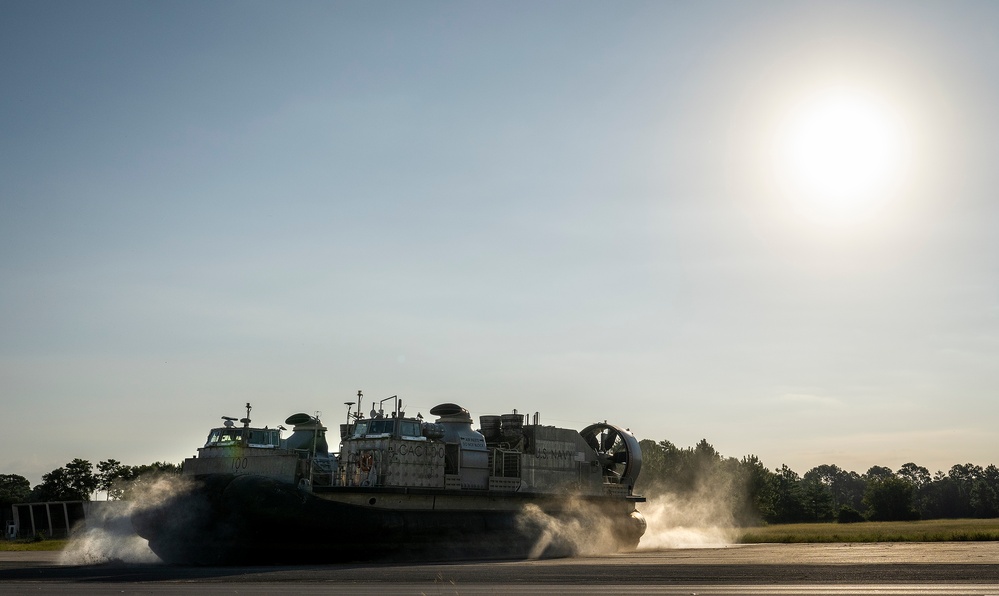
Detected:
left=2, top=1, right=997, bottom=486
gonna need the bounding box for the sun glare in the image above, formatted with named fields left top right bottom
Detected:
left=773, top=87, right=910, bottom=226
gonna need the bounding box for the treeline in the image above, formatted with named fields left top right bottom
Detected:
left=639, top=439, right=999, bottom=524
left=0, top=459, right=180, bottom=508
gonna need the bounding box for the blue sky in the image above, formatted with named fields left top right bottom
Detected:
left=2, top=1, right=997, bottom=486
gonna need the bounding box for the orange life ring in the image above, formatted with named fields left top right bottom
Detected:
left=359, top=452, right=374, bottom=472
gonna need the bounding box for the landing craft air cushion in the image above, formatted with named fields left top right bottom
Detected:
left=131, top=394, right=646, bottom=564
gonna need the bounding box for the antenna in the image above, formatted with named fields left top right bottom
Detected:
left=240, top=402, right=252, bottom=428
left=378, top=395, right=398, bottom=418
left=309, top=410, right=321, bottom=489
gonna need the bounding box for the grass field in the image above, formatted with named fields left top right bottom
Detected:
left=738, top=518, right=999, bottom=543
left=0, top=539, right=69, bottom=552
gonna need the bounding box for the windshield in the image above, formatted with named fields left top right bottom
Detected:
left=247, top=429, right=280, bottom=447
left=205, top=428, right=242, bottom=446
left=205, top=428, right=280, bottom=447
left=368, top=419, right=395, bottom=435
left=351, top=419, right=399, bottom=437
left=400, top=421, right=421, bottom=437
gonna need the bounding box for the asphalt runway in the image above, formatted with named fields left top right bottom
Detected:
left=2, top=543, right=999, bottom=595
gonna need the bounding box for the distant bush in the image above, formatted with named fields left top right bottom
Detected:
left=837, top=506, right=865, bottom=524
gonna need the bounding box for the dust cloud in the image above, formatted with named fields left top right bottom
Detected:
left=635, top=465, right=744, bottom=549
left=636, top=493, right=738, bottom=549
left=514, top=487, right=738, bottom=558
left=514, top=456, right=748, bottom=557
left=59, top=474, right=195, bottom=565
left=516, top=498, right=622, bottom=558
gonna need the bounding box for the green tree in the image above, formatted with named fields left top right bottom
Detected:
left=130, top=461, right=180, bottom=476
left=31, top=467, right=71, bottom=501
left=864, top=476, right=918, bottom=521
left=897, top=462, right=931, bottom=488
left=64, top=458, right=99, bottom=499
left=864, top=465, right=894, bottom=482
left=96, top=459, right=128, bottom=500
left=637, top=439, right=669, bottom=492
left=694, top=438, right=720, bottom=467
left=30, top=459, right=98, bottom=501
left=803, top=464, right=867, bottom=513
left=0, top=474, right=30, bottom=531
left=800, top=475, right=835, bottom=522
left=769, top=464, right=808, bottom=523
left=0, top=474, right=31, bottom=505
left=944, top=464, right=982, bottom=518
left=738, top=455, right=775, bottom=524
left=970, top=465, right=999, bottom=518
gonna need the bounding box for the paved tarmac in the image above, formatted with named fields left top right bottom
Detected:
left=2, top=543, right=999, bottom=595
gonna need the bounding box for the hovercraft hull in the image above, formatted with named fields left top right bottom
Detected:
left=132, top=399, right=647, bottom=565
left=132, top=473, right=645, bottom=565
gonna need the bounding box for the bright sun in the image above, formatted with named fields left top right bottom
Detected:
left=773, top=87, right=909, bottom=225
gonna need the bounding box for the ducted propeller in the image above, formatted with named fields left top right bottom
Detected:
left=580, top=423, right=642, bottom=491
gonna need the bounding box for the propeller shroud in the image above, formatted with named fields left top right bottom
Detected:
left=579, top=423, right=642, bottom=491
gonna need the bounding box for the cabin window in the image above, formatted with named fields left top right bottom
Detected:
left=367, top=420, right=395, bottom=435
left=247, top=430, right=280, bottom=447
left=205, top=429, right=242, bottom=446
left=399, top=421, right=420, bottom=438
left=351, top=419, right=397, bottom=438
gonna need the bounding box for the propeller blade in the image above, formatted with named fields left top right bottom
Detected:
left=602, top=429, right=618, bottom=452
